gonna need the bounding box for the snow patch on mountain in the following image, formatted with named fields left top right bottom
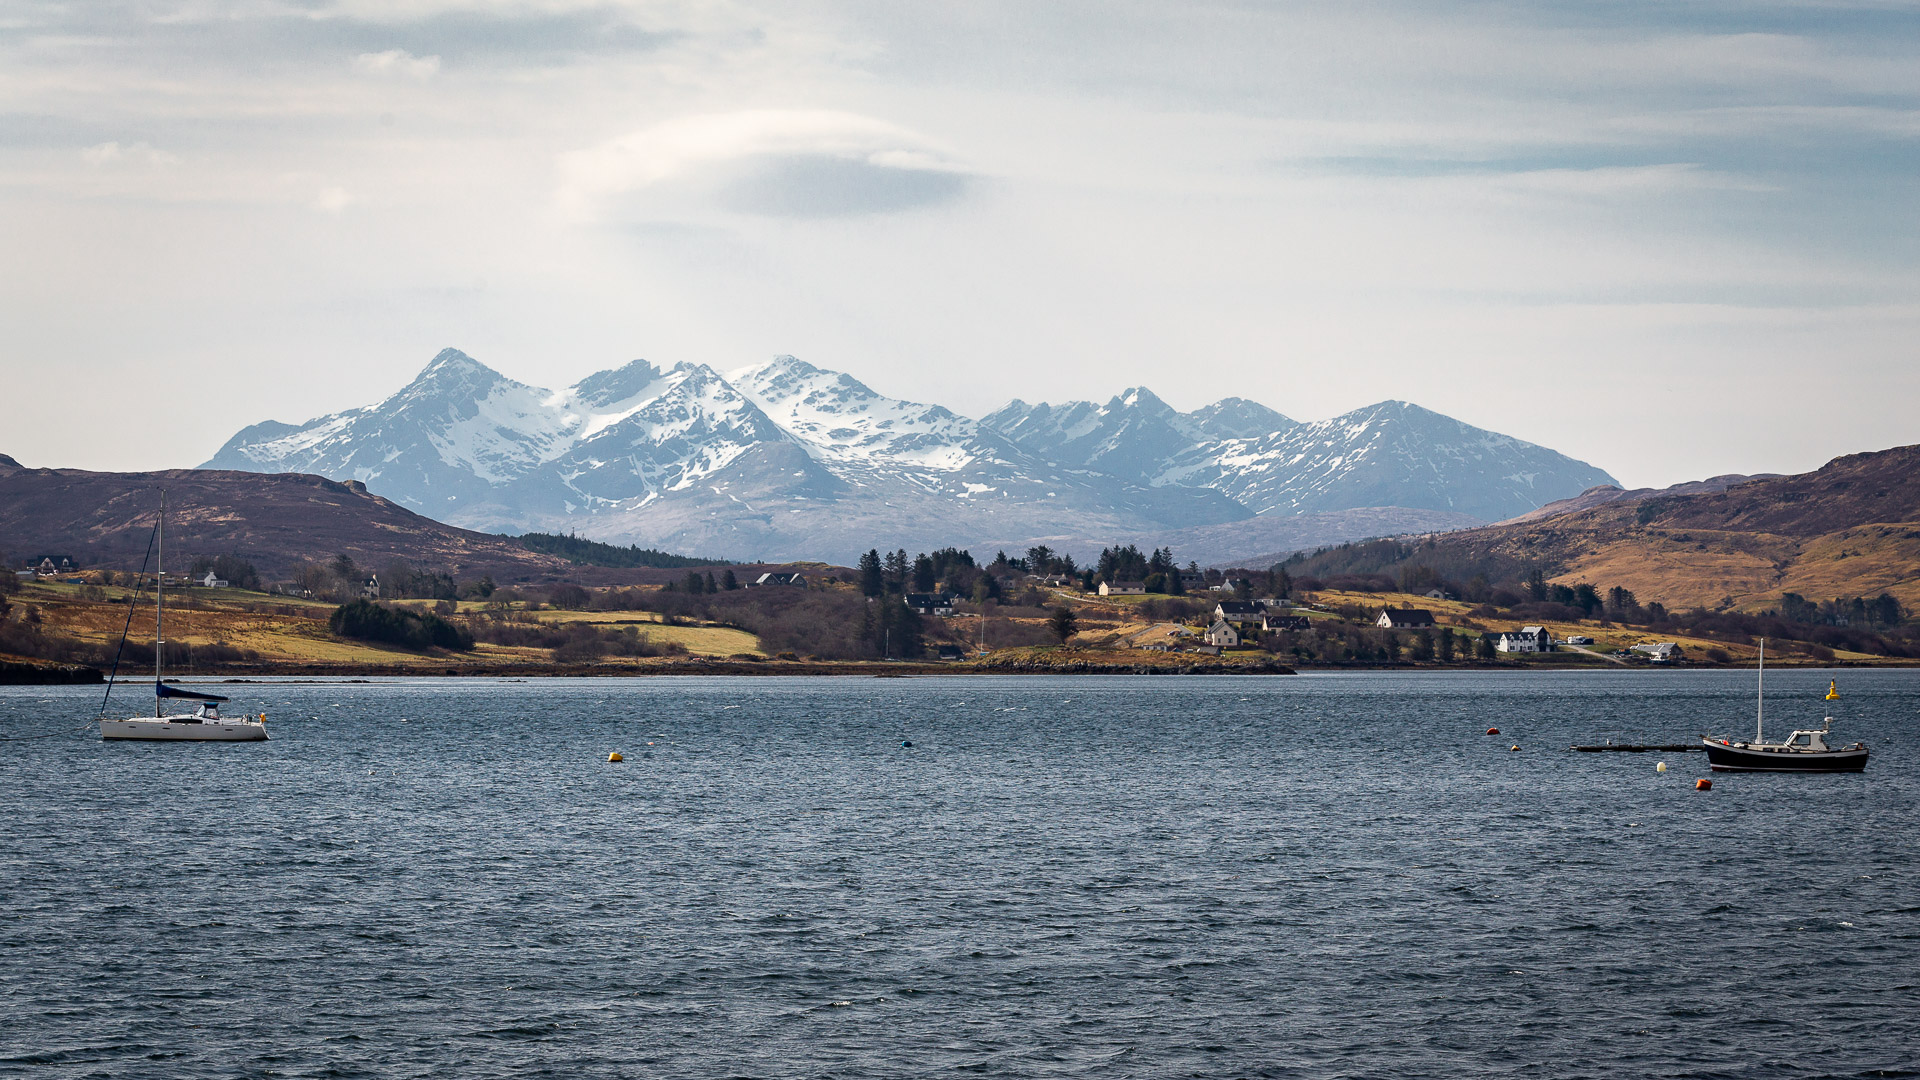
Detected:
left=204, top=348, right=1617, bottom=561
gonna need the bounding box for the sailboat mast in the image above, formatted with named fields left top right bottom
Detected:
left=155, top=490, right=165, bottom=717
left=1755, top=637, right=1765, bottom=744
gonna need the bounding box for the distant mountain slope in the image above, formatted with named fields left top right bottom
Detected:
left=0, top=454, right=573, bottom=582
left=1350, top=445, right=1920, bottom=611
left=202, top=347, right=1619, bottom=563
left=1498, top=474, right=1777, bottom=525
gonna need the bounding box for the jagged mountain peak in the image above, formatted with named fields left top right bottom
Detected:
left=204, top=347, right=1620, bottom=561
left=571, top=358, right=662, bottom=407
left=1110, top=386, right=1172, bottom=413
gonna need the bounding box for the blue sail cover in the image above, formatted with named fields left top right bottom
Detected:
left=155, top=681, right=229, bottom=702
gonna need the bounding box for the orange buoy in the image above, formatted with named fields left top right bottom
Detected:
left=1509, top=744, right=1521, bottom=751
left=1695, top=778, right=1712, bottom=791
left=1486, top=727, right=1500, bottom=736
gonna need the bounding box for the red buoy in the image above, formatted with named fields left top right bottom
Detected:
left=1486, top=727, right=1500, bottom=736
left=1695, top=778, right=1713, bottom=791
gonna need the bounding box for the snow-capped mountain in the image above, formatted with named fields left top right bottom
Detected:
left=1160, top=399, right=1616, bottom=522
left=203, top=348, right=1617, bottom=563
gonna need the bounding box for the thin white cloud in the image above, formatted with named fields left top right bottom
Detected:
left=314, top=186, right=354, bottom=213
left=1488, top=164, right=1778, bottom=198
left=353, top=49, right=441, bottom=80
left=555, top=109, right=970, bottom=220
left=81, top=141, right=179, bottom=166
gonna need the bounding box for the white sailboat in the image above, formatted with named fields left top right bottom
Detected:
left=99, top=491, right=268, bottom=742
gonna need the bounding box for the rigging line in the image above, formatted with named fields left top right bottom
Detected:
left=0, top=523, right=158, bottom=744
left=97, top=518, right=161, bottom=719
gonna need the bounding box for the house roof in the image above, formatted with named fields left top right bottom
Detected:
left=1216, top=601, right=1262, bottom=615
left=1380, top=608, right=1434, bottom=623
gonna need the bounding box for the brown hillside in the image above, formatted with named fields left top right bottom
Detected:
left=1427, top=444, right=1920, bottom=612
left=0, top=454, right=572, bottom=582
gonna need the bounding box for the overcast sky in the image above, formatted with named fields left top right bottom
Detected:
left=4, top=0, right=1917, bottom=488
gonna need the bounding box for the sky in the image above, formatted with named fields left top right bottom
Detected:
left=3, top=0, right=1917, bottom=489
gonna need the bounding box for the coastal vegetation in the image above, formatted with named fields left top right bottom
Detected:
left=515, top=531, right=726, bottom=569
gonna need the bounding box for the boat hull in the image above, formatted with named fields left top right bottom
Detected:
left=1700, top=738, right=1865, bottom=772
left=101, top=718, right=268, bottom=742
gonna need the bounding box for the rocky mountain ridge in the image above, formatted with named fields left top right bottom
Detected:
left=202, top=349, right=1618, bottom=564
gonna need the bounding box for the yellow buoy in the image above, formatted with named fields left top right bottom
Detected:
left=1509, top=744, right=1521, bottom=752
left=608, top=751, right=624, bottom=762
left=1656, top=761, right=1668, bottom=773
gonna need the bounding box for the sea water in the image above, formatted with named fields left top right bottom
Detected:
left=2, top=671, right=1915, bottom=1078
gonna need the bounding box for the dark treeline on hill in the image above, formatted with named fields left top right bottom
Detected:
left=328, top=599, right=473, bottom=652
left=187, top=554, right=260, bottom=591
left=516, top=532, right=724, bottom=569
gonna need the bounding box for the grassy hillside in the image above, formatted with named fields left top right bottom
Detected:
left=1280, top=443, right=1920, bottom=616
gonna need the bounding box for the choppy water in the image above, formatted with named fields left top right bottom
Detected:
left=2, top=671, right=1916, bottom=1079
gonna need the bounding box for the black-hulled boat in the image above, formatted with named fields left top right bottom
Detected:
left=1701, top=642, right=1866, bottom=772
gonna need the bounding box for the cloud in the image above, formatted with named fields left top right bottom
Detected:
left=556, top=109, right=973, bottom=220
left=81, top=141, right=179, bottom=166
left=314, top=186, right=354, bottom=213
left=353, top=49, right=441, bottom=79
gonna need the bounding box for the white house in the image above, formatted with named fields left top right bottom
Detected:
left=752, top=572, right=808, bottom=588
left=1376, top=608, right=1436, bottom=629
left=200, top=571, right=229, bottom=588
left=361, top=574, right=380, bottom=599
left=1215, top=600, right=1263, bottom=625
left=904, top=592, right=957, bottom=616
left=1494, top=626, right=1554, bottom=653
left=1099, top=580, right=1145, bottom=596
left=1631, top=642, right=1683, bottom=663
left=1204, top=620, right=1241, bottom=647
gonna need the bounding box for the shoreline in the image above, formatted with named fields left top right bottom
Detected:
left=8, top=656, right=1914, bottom=686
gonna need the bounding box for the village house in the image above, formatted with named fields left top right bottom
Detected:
left=1376, top=608, right=1436, bottom=629
left=1263, top=614, right=1311, bottom=632
left=752, top=572, right=808, bottom=588
left=1631, top=642, right=1683, bottom=663
left=1204, top=620, right=1241, bottom=647
left=1178, top=569, right=1208, bottom=591
left=1423, top=588, right=1455, bottom=601
left=1099, top=580, right=1145, bottom=596
left=904, top=592, right=957, bottom=616
left=200, top=571, right=229, bottom=588
left=361, top=574, right=380, bottom=599
left=1494, top=626, right=1554, bottom=653
left=1215, top=600, right=1263, bottom=626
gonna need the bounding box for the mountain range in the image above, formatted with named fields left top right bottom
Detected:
left=201, top=349, right=1618, bottom=564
